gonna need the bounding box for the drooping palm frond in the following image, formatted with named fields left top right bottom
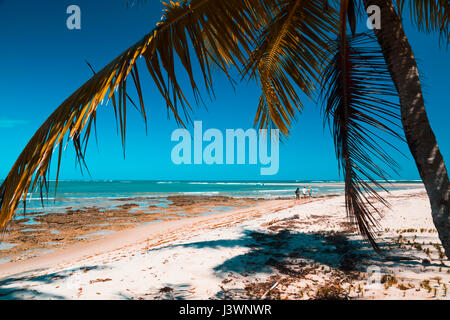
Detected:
left=321, top=32, right=404, bottom=249
left=0, top=0, right=275, bottom=230
left=244, top=0, right=338, bottom=136
left=394, top=0, right=449, bottom=43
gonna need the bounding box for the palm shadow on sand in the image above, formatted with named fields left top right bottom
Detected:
left=0, top=265, right=110, bottom=299
left=1, top=224, right=446, bottom=299
left=151, top=227, right=447, bottom=277
left=150, top=227, right=448, bottom=299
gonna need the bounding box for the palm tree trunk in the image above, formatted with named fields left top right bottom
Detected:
left=362, top=0, right=450, bottom=258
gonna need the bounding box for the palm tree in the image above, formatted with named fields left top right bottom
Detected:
left=0, top=0, right=448, bottom=256
left=361, top=0, right=450, bottom=257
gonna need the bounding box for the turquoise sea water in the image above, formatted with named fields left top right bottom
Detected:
left=5, top=180, right=424, bottom=217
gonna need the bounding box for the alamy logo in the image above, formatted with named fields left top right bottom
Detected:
left=366, top=5, right=381, bottom=30
left=66, top=5, right=81, bottom=30
left=171, top=121, right=279, bottom=175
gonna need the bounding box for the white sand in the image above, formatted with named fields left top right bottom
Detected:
left=0, top=188, right=448, bottom=300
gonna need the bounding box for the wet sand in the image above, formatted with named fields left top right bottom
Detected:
left=0, top=195, right=266, bottom=263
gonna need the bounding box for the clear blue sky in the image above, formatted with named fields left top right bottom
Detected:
left=0, top=0, right=448, bottom=181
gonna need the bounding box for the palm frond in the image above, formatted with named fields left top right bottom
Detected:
left=244, top=0, right=338, bottom=136
left=395, top=0, right=449, bottom=43
left=0, top=0, right=273, bottom=230
left=321, top=32, right=404, bottom=250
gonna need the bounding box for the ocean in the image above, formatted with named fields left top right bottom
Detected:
left=10, top=180, right=424, bottom=217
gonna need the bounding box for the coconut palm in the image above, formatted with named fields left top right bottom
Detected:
left=0, top=0, right=448, bottom=256
left=362, top=0, right=450, bottom=257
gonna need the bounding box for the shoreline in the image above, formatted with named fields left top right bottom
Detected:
left=0, top=195, right=269, bottom=263
left=0, top=182, right=424, bottom=263
left=0, top=197, right=303, bottom=278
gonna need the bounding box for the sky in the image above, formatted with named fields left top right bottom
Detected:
left=0, top=0, right=448, bottom=181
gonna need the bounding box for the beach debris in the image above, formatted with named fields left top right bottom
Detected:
left=157, top=286, right=175, bottom=300
left=314, top=281, right=349, bottom=300
left=89, top=278, right=112, bottom=284
left=260, top=281, right=279, bottom=299
left=159, top=286, right=173, bottom=293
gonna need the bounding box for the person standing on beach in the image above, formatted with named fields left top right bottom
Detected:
left=295, top=188, right=300, bottom=200
left=308, top=186, right=312, bottom=199
left=302, top=186, right=307, bottom=199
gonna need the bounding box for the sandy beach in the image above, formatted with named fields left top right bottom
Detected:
left=0, top=187, right=448, bottom=300
left=0, top=195, right=266, bottom=262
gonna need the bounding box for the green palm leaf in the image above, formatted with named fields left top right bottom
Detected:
left=395, top=0, right=449, bottom=43
left=321, top=32, right=404, bottom=249
left=244, top=0, right=338, bottom=136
